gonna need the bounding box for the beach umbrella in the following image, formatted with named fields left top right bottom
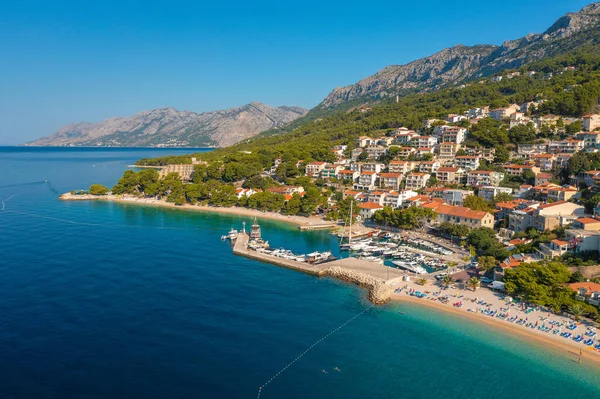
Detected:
left=504, top=296, right=513, bottom=304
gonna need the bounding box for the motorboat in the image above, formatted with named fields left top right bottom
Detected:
left=392, top=260, right=427, bottom=274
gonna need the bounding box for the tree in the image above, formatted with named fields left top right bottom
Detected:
left=569, top=303, right=585, bottom=322
left=416, top=277, right=428, bottom=286
left=477, top=256, right=497, bottom=272
left=508, top=124, right=537, bottom=145
left=89, top=184, right=110, bottom=195
left=504, top=261, right=573, bottom=308
left=441, top=274, right=454, bottom=289
left=283, top=194, right=302, bottom=215
left=567, top=152, right=591, bottom=176
left=372, top=207, right=436, bottom=229
left=463, top=195, right=492, bottom=212
left=300, top=187, right=323, bottom=214
left=566, top=120, right=582, bottom=134
left=493, top=192, right=514, bottom=204
left=467, top=277, right=481, bottom=291
left=467, top=228, right=508, bottom=260
left=522, top=169, right=536, bottom=185
left=357, top=151, right=369, bottom=161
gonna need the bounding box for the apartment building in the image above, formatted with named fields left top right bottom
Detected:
left=405, top=173, right=430, bottom=190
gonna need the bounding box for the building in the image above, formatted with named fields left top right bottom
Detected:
left=383, top=190, right=418, bottom=208
left=467, top=170, right=505, bottom=187
left=548, top=140, right=584, bottom=154
left=305, top=162, right=327, bottom=177
left=367, top=191, right=387, bottom=205
left=358, top=202, right=384, bottom=219
left=517, top=143, right=548, bottom=155
left=337, top=169, right=359, bottom=182
left=572, top=217, right=600, bottom=231
left=534, top=173, right=553, bottom=186
left=419, top=161, right=441, bottom=174
left=531, top=201, right=585, bottom=231
left=442, top=189, right=474, bottom=206
left=158, top=164, right=195, bottom=181
left=320, top=164, right=344, bottom=179
left=582, top=114, right=600, bottom=132
left=355, top=171, right=378, bottom=190
left=478, top=186, right=513, bottom=202
left=395, top=132, right=420, bottom=145
left=504, top=164, right=541, bottom=177
left=398, top=146, right=417, bottom=158
left=355, top=136, right=374, bottom=148
left=529, top=154, right=555, bottom=171
left=379, top=172, right=403, bottom=189
left=546, top=186, right=578, bottom=202
left=436, top=167, right=464, bottom=185
left=567, top=282, right=600, bottom=307
left=365, top=146, right=388, bottom=159
left=441, top=127, right=467, bottom=144
left=361, top=162, right=385, bottom=173
left=577, top=131, right=600, bottom=148
left=455, top=156, right=480, bottom=171
left=423, top=203, right=494, bottom=228
left=490, top=104, right=520, bottom=120
left=389, top=160, right=415, bottom=174
left=438, top=142, right=461, bottom=164
left=410, top=136, right=437, bottom=148
left=405, top=173, right=430, bottom=191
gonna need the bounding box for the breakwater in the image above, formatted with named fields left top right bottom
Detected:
left=233, top=233, right=398, bottom=304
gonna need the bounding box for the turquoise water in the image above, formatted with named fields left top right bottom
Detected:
left=1, top=147, right=599, bottom=398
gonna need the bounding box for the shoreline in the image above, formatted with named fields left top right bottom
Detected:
left=390, top=292, right=600, bottom=367
left=59, top=193, right=337, bottom=229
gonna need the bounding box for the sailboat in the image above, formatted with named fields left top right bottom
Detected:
left=339, top=201, right=353, bottom=250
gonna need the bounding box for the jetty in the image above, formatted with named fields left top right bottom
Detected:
left=233, top=233, right=410, bottom=303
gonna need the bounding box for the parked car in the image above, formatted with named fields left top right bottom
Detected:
left=480, top=277, right=493, bottom=284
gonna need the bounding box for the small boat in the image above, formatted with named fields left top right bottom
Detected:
left=392, top=260, right=427, bottom=274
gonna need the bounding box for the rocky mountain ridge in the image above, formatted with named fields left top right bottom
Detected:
left=321, top=2, right=600, bottom=108
left=28, top=102, right=308, bottom=148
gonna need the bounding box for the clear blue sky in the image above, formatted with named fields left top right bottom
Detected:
left=0, top=0, right=593, bottom=144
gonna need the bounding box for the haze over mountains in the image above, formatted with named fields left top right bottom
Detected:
left=29, top=2, right=600, bottom=148
left=28, top=102, right=307, bottom=148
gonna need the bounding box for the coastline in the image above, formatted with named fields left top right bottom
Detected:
left=59, top=193, right=335, bottom=228
left=391, top=291, right=600, bottom=367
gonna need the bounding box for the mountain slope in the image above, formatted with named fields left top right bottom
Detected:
left=320, top=2, right=600, bottom=108
left=28, top=101, right=308, bottom=148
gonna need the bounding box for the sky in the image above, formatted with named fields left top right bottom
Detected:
left=0, top=0, right=594, bottom=144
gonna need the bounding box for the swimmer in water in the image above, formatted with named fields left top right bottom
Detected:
left=333, top=367, right=341, bottom=372
left=321, top=369, right=328, bottom=374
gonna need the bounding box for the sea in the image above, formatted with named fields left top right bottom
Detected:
left=1, top=146, right=599, bottom=399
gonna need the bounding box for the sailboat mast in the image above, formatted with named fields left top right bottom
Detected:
left=349, top=200, right=352, bottom=243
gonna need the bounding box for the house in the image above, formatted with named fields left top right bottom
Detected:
left=405, top=173, right=430, bottom=190
left=467, top=171, right=505, bottom=187
left=465, top=147, right=495, bottom=162
left=446, top=114, right=465, bottom=123
left=546, top=186, right=578, bottom=202
left=504, top=164, right=541, bottom=177
left=572, top=217, right=600, bottom=231
left=490, top=104, right=520, bottom=120
left=517, top=143, right=548, bottom=155
left=438, top=142, right=461, bottom=164
left=548, top=139, right=584, bottom=154
left=455, top=156, right=480, bottom=171
left=582, top=114, right=600, bottom=132
left=442, top=189, right=474, bottom=206
left=267, top=186, right=304, bottom=195
left=554, top=153, right=573, bottom=168
left=320, top=164, right=344, bottom=179
left=567, top=282, right=600, bottom=307
left=419, top=161, right=441, bottom=174
left=478, top=186, right=513, bottom=202
left=436, top=167, right=464, bottom=185
left=465, top=107, right=489, bottom=119
left=365, top=146, right=388, bottom=159
left=355, top=171, right=378, bottom=190
left=337, top=169, right=359, bottom=182
left=395, top=131, right=420, bottom=145
left=361, top=162, right=385, bottom=173
left=389, top=160, right=415, bottom=174
left=355, top=136, right=374, bottom=148
left=534, top=173, right=553, bottom=186
left=383, top=189, right=419, bottom=208
left=422, top=203, right=494, bottom=228
left=508, top=206, right=537, bottom=233
left=404, top=194, right=433, bottom=208
left=529, top=154, right=555, bottom=171
left=358, top=202, right=384, bottom=219
left=491, top=76, right=503, bottom=82
left=538, top=239, right=570, bottom=259
left=494, top=199, right=528, bottom=220
left=410, top=136, right=437, bottom=148
left=379, top=172, right=403, bottom=189
left=367, top=191, right=387, bottom=205
left=305, top=162, right=327, bottom=177
left=159, top=164, right=196, bottom=181
left=577, top=131, right=600, bottom=148
left=236, top=188, right=260, bottom=198
left=531, top=201, right=585, bottom=231
left=398, top=146, right=417, bottom=158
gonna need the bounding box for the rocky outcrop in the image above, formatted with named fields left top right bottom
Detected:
left=325, top=266, right=393, bottom=304
left=28, top=101, right=308, bottom=148
left=320, top=3, right=600, bottom=108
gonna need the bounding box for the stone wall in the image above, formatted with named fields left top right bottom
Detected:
left=325, top=266, right=394, bottom=304
left=567, top=265, right=600, bottom=279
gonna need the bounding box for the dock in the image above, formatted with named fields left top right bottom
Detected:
left=232, top=233, right=412, bottom=303
left=298, top=222, right=339, bottom=231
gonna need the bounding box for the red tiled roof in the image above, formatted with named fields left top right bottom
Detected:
left=567, top=282, right=600, bottom=294
left=576, top=217, right=600, bottom=225
left=379, top=173, right=402, bottom=178
left=538, top=200, right=566, bottom=209
left=359, top=202, right=384, bottom=210
left=437, top=167, right=460, bottom=172
left=551, top=239, right=568, bottom=246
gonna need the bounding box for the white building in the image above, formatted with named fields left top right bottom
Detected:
left=405, top=173, right=430, bottom=190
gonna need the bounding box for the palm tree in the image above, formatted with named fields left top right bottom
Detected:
left=441, top=274, right=454, bottom=289
left=467, top=277, right=480, bottom=291
left=416, top=277, right=428, bottom=286
left=569, top=303, right=585, bottom=322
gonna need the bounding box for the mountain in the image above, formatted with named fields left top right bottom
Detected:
left=320, top=2, right=600, bottom=108
left=28, top=102, right=308, bottom=148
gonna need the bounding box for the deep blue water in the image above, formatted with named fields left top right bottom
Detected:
left=1, top=147, right=600, bottom=398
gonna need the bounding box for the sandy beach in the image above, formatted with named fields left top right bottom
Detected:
left=390, top=280, right=600, bottom=367
left=60, top=193, right=339, bottom=228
